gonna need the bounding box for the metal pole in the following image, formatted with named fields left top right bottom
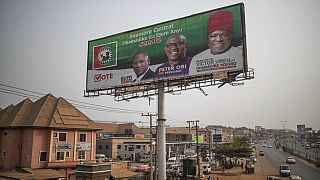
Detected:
left=291, top=136, right=294, bottom=153
left=157, top=81, right=166, bottom=180
left=187, top=121, right=192, bottom=147
left=316, top=146, right=319, bottom=165
left=195, top=120, right=200, bottom=180
left=142, top=113, right=156, bottom=180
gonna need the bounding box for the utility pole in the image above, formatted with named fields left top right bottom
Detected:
left=187, top=120, right=201, bottom=178
left=142, top=113, right=157, bottom=180
left=187, top=120, right=192, bottom=147
left=194, top=120, right=200, bottom=180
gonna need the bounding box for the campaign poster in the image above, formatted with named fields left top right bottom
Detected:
left=86, top=3, right=246, bottom=92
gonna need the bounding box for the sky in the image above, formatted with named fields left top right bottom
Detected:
left=1, top=0, right=320, bottom=131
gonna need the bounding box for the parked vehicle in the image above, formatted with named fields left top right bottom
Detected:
left=259, top=150, right=265, bottom=156
left=166, top=164, right=182, bottom=175
left=167, top=157, right=178, bottom=166
left=249, top=155, right=257, bottom=163
left=279, top=164, right=291, bottom=177
left=286, top=157, right=296, bottom=164
left=95, top=154, right=112, bottom=162
left=266, top=176, right=281, bottom=180
left=289, top=175, right=302, bottom=180
left=202, top=164, right=211, bottom=174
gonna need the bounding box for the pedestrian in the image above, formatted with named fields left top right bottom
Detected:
left=241, top=161, right=243, bottom=170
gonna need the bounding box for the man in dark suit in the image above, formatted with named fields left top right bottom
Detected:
left=132, top=51, right=155, bottom=82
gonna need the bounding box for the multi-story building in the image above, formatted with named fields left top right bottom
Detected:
left=0, top=94, right=100, bottom=172
left=96, top=122, right=152, bottom=161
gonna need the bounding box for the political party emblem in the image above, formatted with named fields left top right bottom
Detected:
left=93, top=42, right=117, bottom=69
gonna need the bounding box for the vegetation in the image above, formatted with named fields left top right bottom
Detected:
left=216, top=136, right=251, bottom=158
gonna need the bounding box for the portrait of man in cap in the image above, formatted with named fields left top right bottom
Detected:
left=189, top=10, right=243, bottom=76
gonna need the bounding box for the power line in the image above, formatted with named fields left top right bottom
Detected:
left=0, top=83, right=153, bottom=115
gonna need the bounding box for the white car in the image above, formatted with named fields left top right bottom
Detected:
left=286, top=157, right=296, bottom=164
left=279, top=164, right=291, bottom=177
left=263, top=144, right=267, bottom=147
left=202, top=164, right=211, bottom=174
left=289, top=175, right=302, bottom=180
left=268, top=145, right=272, bottom=148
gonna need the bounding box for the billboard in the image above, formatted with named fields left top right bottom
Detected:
left=86, top=3, right=247, bottom=92
left=297, top=124, right=305, bottom=139
left=212, top=134, right=222, bottom=142
left=192, top=134, right=204, bottom=143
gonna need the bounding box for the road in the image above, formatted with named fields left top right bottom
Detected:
left=286, top=140, right=319, bottom=161
left=260, top=140, right=320, bottom=179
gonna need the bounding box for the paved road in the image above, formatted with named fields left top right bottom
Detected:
left=286, top=140, right=319, bottom=161
left=261, top=140, right=320, bottom=180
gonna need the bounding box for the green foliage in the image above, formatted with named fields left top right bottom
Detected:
left=215, top=137, right=250, bottom=158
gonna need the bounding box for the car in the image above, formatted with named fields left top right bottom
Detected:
left=289, top=175, right=302, bottom=180
left=279, top=164, right=291, bottom=177
left=286, top=157, right=296, bottom=164
left=249, top=155, right=257, bottom=163
left=268, top=145, right=272, bottom=148
left=266, top=176, right=281, bottom=180
left=202, top=164, right=211, bottom=174
left=259, top=150, right=265, bottom=156
left=263, top=144, right=267, bottom=147
left=166, top=165, right=180, bottom=174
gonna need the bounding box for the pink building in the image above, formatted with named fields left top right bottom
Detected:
left=0, top=94, right=100, bottom=170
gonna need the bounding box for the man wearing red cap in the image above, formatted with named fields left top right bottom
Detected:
left=189, top=10, right=243, bottom=76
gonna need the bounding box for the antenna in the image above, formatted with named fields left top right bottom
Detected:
left=280, top=120, right=288, bottom=130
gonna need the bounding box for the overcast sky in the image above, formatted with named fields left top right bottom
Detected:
left=1, top=0, right=319, bottom=131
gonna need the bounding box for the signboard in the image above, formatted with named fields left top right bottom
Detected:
left=297, top=125, right=305, bottom=139
left=212, top=134, right=222, bottom=142
left=184, top=147, right=196, bottom=156
left=56, top=144, right=72, bottom=151
left=86, top=3, right=247, bottom=92
left=192, top=134, right=204, bottom=143
left=76, top=143, right=91, bottom=151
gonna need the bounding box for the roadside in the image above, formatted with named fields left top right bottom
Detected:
left=204, top=147, right=278, bottom=180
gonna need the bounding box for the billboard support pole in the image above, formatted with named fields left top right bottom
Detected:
left=157, top=81, right=166, bottom=180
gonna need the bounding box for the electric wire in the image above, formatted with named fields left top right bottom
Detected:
left=0, top=83, right=189, bottom=126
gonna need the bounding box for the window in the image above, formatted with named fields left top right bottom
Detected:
left=143, top=145, right=146, bottom=150
left=3, top=131, right=8, bottom=136
left=98, top=145, right=103, bottom=149
left=56, top=152, right=65, bottom=161
left=58, top=133, right=67, bottom=142
left=105, top=145, right=109, bottom=149
left=128, top=145, right=134, bottom=151
left=78, top=151, right=85, bottom=160
left=124, top=145, right=127, bottom=151
left=117, top=145, right=121, bottom=149
left=2, top=152, right=6, bottom=157
left=136, top=145, right=141, bottom=149
left=79, top=133, right=86, bottom=142
left=40, top=151, right=47, bottom=162
left=53, top=132, right=57, bottom=138
left=66, top=151, right=70, bottom=158
left=125, top=129, right=133, bottom=135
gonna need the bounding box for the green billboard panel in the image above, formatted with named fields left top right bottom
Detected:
left=86, top=3, right=247, bottom=91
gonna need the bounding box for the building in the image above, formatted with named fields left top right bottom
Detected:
left=96, top=122, right=152, bottom=161
left=0, top=94, right=100, bottom=173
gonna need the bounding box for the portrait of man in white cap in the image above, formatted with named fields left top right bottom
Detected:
left=189, top=10, right=243, bottom=76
